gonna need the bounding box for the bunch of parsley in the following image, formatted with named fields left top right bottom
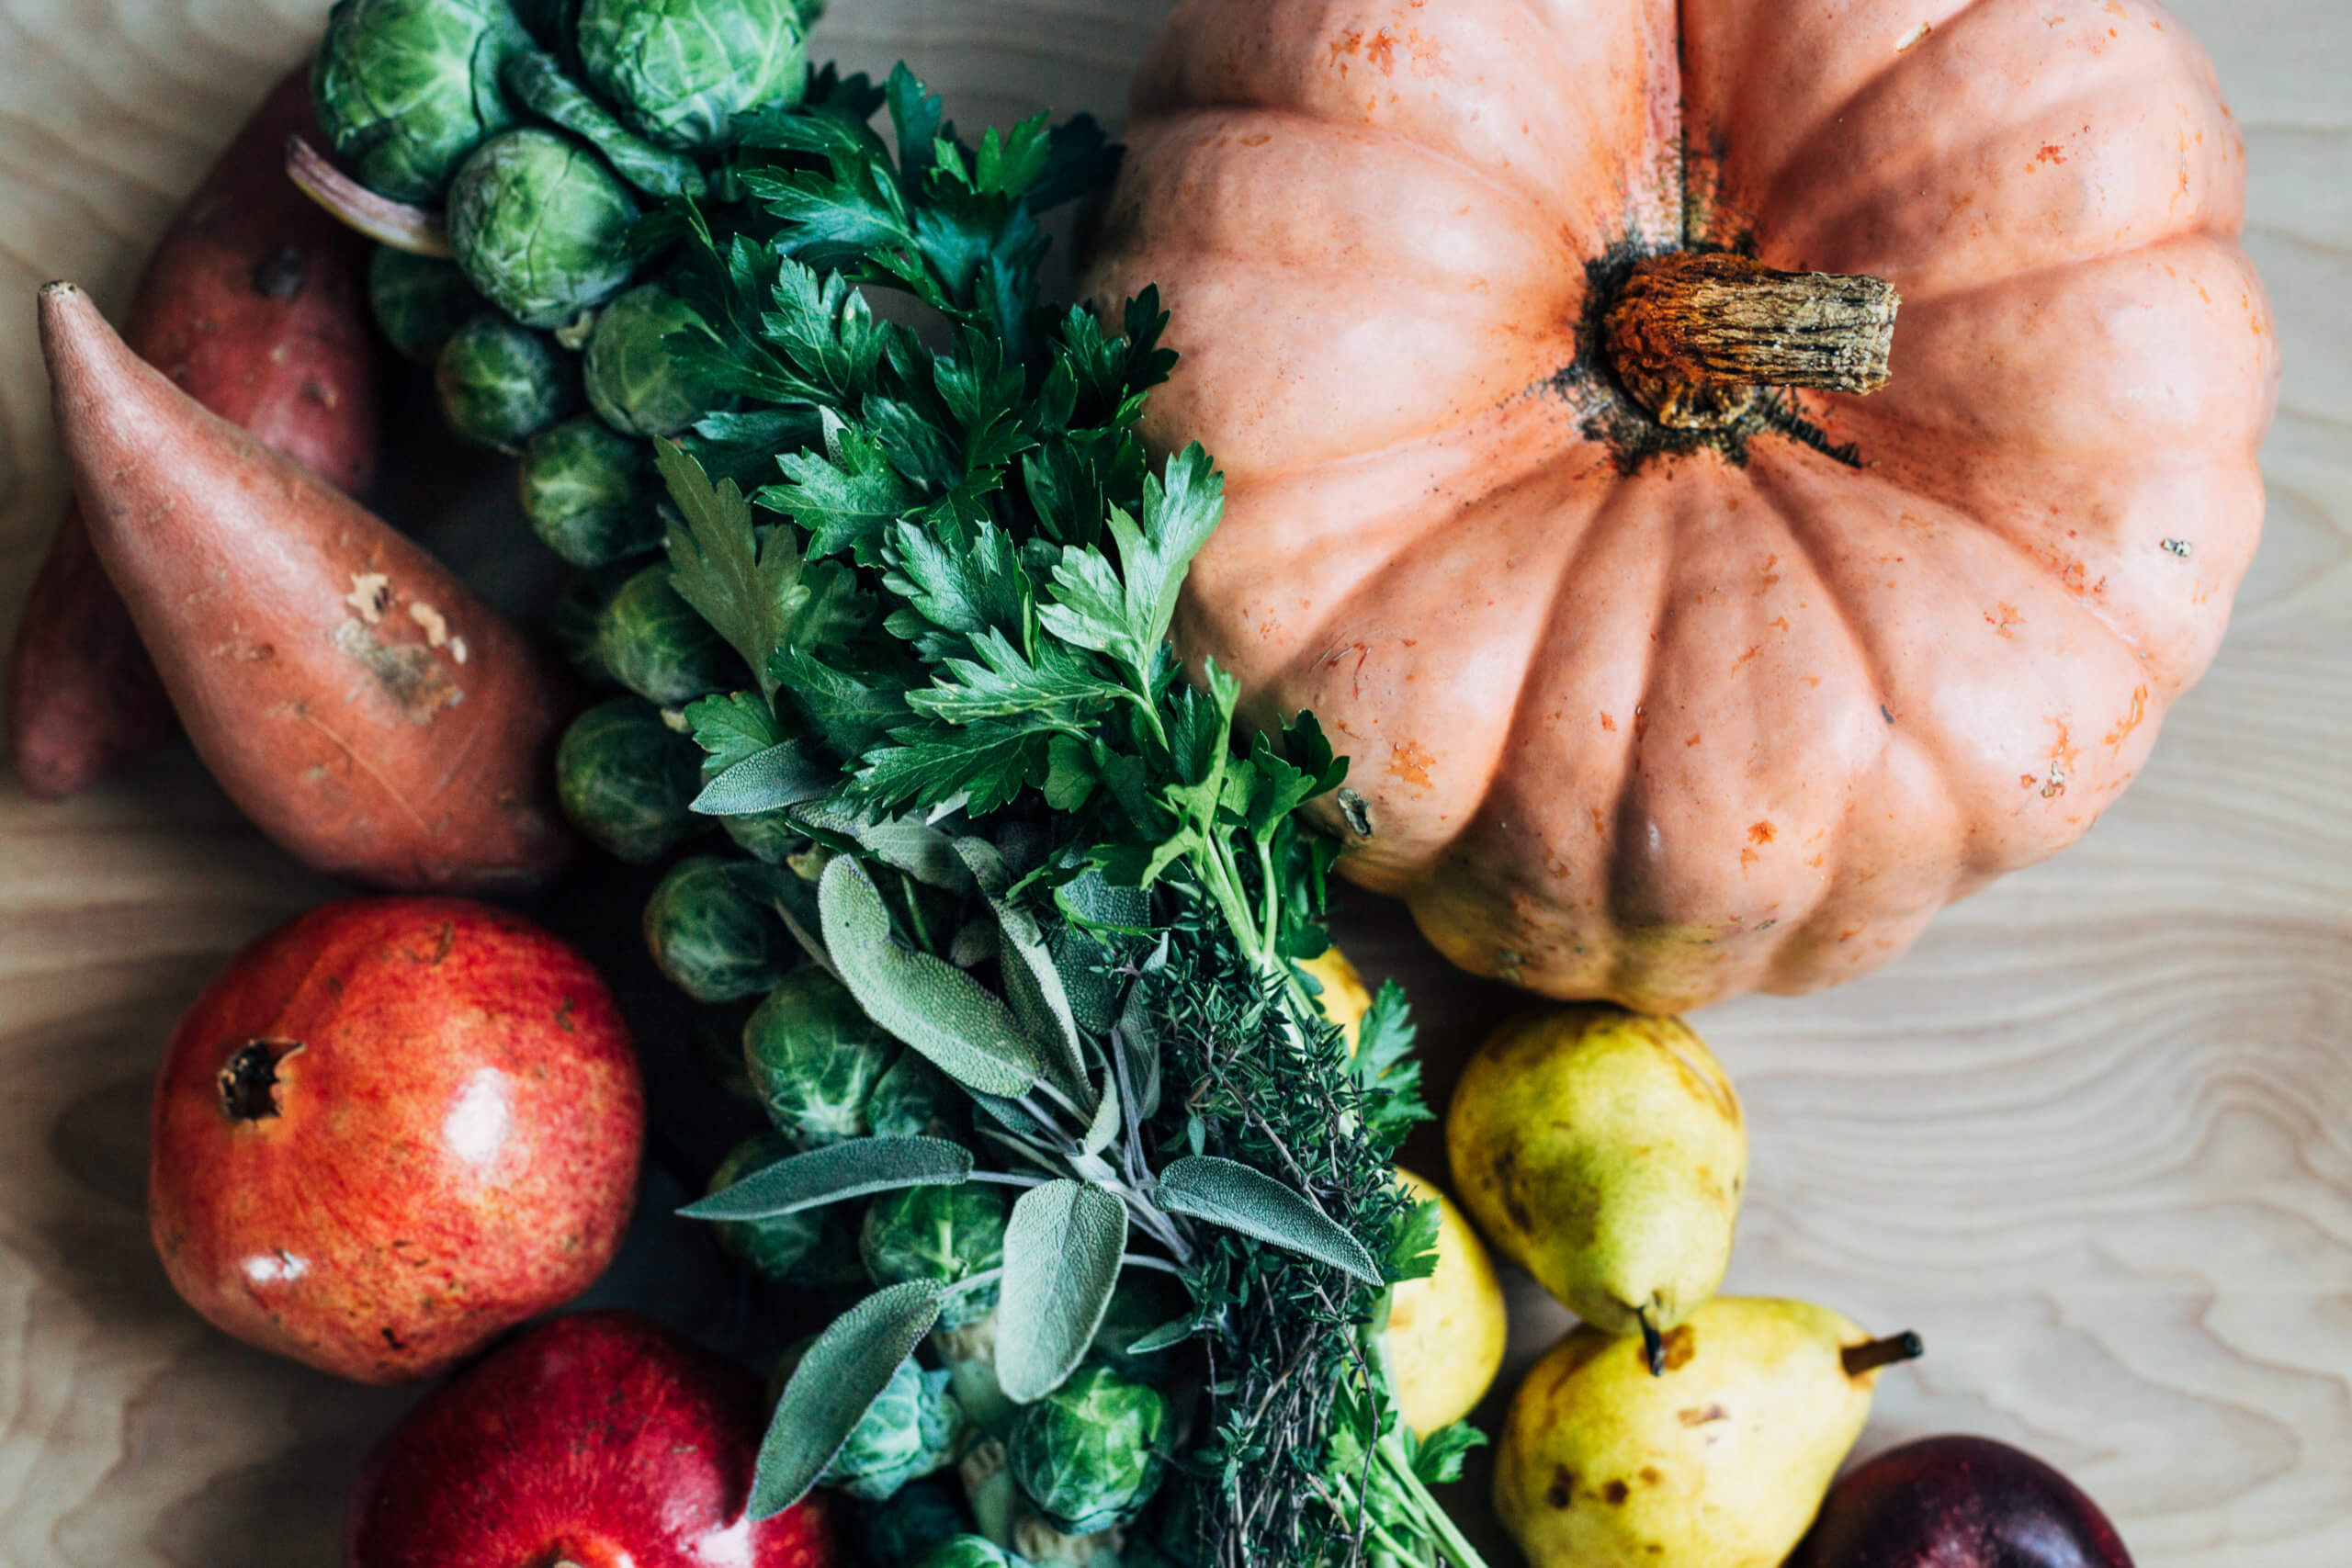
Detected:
left=631, top=64, right=1487, bottom=1568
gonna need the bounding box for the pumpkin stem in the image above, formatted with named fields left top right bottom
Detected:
left=1603, top=252, right=1899, bottom=430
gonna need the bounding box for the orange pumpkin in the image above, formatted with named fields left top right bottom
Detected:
left=1084, top=0, right=2278, bottom=1011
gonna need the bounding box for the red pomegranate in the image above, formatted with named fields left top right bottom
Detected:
left=148, top=897, right=642, bottom=1383
left=348, top=1312, right=839, bottom=1568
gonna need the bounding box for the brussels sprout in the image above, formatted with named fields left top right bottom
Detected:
left=435, top=313, right=575, bottom=449
left=313, top=0, right=527, bottom=201
left=821, top=1353, right=963, bottom=1501
left=594, top=562, right=729, bottom=705
left=787, top=1200, right=873, bottom=1287
left=721, top=806, right=807, bottom=864
left=583, top=284, right=733, bottom=437
left=867, top=1050, right=957, bottom=1140
left=916, top=1539, right=1035, bottom=1568
left=742, top=969, right=898, bottom=1145
left=1085, top=1272, right=1183, bottom=1384
left=447, top=129, right=640, bottom=328
left=554, top=695, right=706, bottom=863
left=550, top=560, right=633, bottom=682
left=520, top=417, right=659, bottom=568
left=849, top=1477, right=975, bottom=1568
left=368, top=246, right=481, bottom=362
left=705, top=1131, right=820, bottom=1278
left=1007, top=1368, right=1168, bottom=1536
left=693, top=1013, right=762, bottom=1103
left=860, top=1185, right=1008, bottom=1329
left=575, top=0, right=808, bottom=152
left=644, top=855, right=796, bottom=1002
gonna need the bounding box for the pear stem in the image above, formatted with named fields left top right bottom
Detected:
left=1841, top=1331, right=1925, bottom=1379
left=1638, top=1308, right=1665, bottom=1378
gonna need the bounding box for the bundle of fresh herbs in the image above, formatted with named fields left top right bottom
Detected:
left=537, top=61, right=1487, bottom=1568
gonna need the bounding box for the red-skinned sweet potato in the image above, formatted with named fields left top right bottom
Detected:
left=6, top=65, right=379, bottom=799
left=39, top=280, right=571, bottom=893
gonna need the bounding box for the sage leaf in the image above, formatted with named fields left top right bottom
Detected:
left=1153, top=1156, right=1382, bottom=1286
left=752, top=1280, right=944, bottom=1517
left=957, top=838, right=1088, bottom=1094
left=693, top=740, right=833, bottom=816
left=1078, top=1065, right=1121, bottom=1158
left=1121, top=1315, right=1199, bottom=1357
left=804, top=804, right=976, bottom=892
left=819, top=855, right=1040, bottom=1097
left=680, top=1136, right=973, bottom=1221
left=995, top=1181, right=1127, bottom=1403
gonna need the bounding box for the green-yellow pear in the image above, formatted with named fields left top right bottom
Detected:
left=1446, top=1005, right=1745, bottom=1361
left=1494, top=1296, right=1923, bottom=1568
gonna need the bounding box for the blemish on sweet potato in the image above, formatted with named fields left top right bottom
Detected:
left=332, top=620, right=460, bottom=725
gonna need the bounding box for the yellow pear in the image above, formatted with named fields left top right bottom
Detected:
left=1447, top=1005, right=1745, bottom=1359
left=1494, top=1296, right=1922, bottom=1568
left=1385, top=1169, right=1509, bottom=1435
left=1300, top=945, right=1374, bottom=1052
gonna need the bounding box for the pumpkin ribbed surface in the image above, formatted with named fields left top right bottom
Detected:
left=1084, top=0, right=2278, bottom=1010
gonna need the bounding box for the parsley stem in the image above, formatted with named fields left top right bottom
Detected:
left=1376, top=1438, right=1487, bottom=1568
left=1256, top=836, right=1282, bottom=964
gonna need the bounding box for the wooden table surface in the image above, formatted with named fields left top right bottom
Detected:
left=1, top=2, right=2345, bottom=1563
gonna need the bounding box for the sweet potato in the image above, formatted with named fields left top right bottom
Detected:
left=39, top=281, right=571, bottom=894
left=6, top=66, right=379, bottom=798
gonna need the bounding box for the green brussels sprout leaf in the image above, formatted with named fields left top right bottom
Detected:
left=502, top=49, right=707, bottom=197
left=1152, top=1156, right=1384, bottom=1287
left=681, top=1135, right=973, bottom=1221
left=753, top=1280, right=944, bottom=1519
left=817, top=856, right=1040, bottom=1099
left=994, top=1181, right=1126, bottom=1404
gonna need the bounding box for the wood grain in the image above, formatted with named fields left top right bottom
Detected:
left=0, top=1, right=2345, bottom=1563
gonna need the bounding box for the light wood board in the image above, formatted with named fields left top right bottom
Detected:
left=0, top=1, right=2345, bottom=1563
